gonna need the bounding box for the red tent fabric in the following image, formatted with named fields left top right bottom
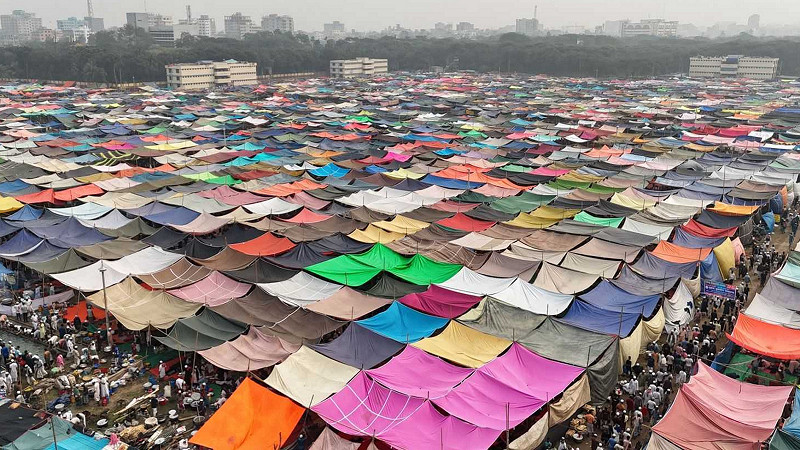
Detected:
left=728, top=313, right=800, bottom=360
left=190, top=377, right=304, bottom=450
left=436, top=213, right=495, bottom=232
left=682, top=219, right=737, bottom=238
left=651, top=362, right=791, bottom=450
left=15, top=189, right=60, bottom=205
left=64, top=300, right=106, bottom=322
left=54, top=184, right=104, bottom=202
left=229, top=233, right=296, bottom=256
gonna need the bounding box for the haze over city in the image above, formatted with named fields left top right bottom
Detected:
left=18, top=0, right=800, bottom=32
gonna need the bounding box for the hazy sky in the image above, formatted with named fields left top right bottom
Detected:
left=12, top=0, right=798, bottom=31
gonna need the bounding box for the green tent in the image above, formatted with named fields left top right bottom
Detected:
left=770, top=430, right=800, bottom=450
left=573, top=211, right=624, bottom=228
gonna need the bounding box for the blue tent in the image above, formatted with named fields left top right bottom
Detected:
left=763, top=212, right=776, bottom=232
left=29, top=216, right=112, bottom=248
left=671, top=228, right=726, bottom=249
left=357, top=302, right=447, bottom=343
left=0, top=229, right=44, bottom=257
left=6, top=205, right=43, bottom=221
left=579, top=280, right=661, bottom=317
left=700, top=252, right=723, bottom=282
left=632, top=252, right=698, bottom=279
left=43, top=430, right=108, bottom=450
left=144, top=207, right=200, bottom=226
left=783, top=388, right=800, bottom=439
left=559, top=300, right=640, bottom=337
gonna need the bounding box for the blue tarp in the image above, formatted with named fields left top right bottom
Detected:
left=558, top=300, right=640, bottom=337
left=144, top=207, right=200, bottom=226
left=356, top=302, right=447, bottom=343
left=420, top=175, right=484, bottom=190
left=763, top=212, right=776, bottom=232
left=700, top=252, right=723, bottom=282
left=672, top=228, right=726, bottom=249
left=13, top=240, right=68, bottom=263
left=783, top=388, right=800, bottom=439
left=579, top=280, right=660, bottom=317
left=632, top=252, right=698, bottom=279
left=710, top=341, right=736, bottom=373
left=0, top=230, right=44, bottom=257
left=309, top=163, right=350, bottom=177
left=28, top=217, right=112, bottom=248
left=43, top=430, right=108, bottom=450
left=6, top=205, right=43, bottom=221
left=0, top=220, right=19, bottom=239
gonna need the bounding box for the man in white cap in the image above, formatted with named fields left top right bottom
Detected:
left=158, top=361, right=166, bottom=379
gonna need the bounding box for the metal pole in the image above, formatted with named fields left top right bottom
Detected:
left=99, top=265, right=112, bottom=349
left=51, top=416, right=59, bottom=450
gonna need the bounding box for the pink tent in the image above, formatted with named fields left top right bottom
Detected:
left=168, top=271, right=252, bottom=306
left=312, top=372, right=499, bottom=450
left=366, top=346, right=473, bottom=398
left=651, top=362, right=792, bottom=450
left=433, top=343, right=584, bottom=430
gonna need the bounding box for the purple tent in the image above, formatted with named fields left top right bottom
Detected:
left=433, top=343, right=584, bottom=430
left=310, top=323, right=404, bottom=369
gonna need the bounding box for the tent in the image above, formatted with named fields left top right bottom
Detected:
left=190, top=377, right=304, bottom=450
left=198, top=327, right=299, bottom=371
left=651, top=362, right=792, bottom=450
left=728, top=313, right=800, bottom=359
left=266, top=346, right=359, bottom=407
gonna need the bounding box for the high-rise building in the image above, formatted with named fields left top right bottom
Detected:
left=57, top=17, right=92, bottom=43
left=620, top=19, right=678, bottom=37
left=261, top=14, right=294, bottom=34
left=323, top=21, right=345, bottom=37
left=224, top=12, right=257, bottom=39
left=166, top=60, right=258, bottom=90
left=456, top=22, right=474, bottom=32
left=84, top=17, right=104, bottom=32
left=515, top=18, right=540, bottom=36
left=747, top=14, right=760, bottom=30
left=689, top=55, right=778, bottom=80
left=329, top=57, right=388, bottom=78
left=0, top=10, right=43, bottom=43
left=197, top=15, right=216, bottom=37
left=178, top=14, right=215, bottom=37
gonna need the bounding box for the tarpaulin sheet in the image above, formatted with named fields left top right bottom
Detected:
left=560, top=253, right=621, bottom=277
left=137, top=258, right=213, bottom=289
left=308, top=427, right=362, bottom=450
left=437, top=267, right=515, bottom=296
left=697, top=209, right=750, bottom=229
left=413, top=322, right=511, bottom=368
left=761, top=277, right=800, bottom=310
left=155, top=309, right=247, bottom=351
left=476, top=252, right=540, bottom=279
left=398, top=285, right=481, bottom=318
left=305, top=287, right=392, bottom=320
left=571, top=237, right=642, bottom=263
left=312, top=372, right=500, bottom=450
left=198, top=327, right=299, bottom=371
left=434, top=343, right=582, bottom=430
left=258, top=272, right=342, bottom=307
left=229, top=232, right=296, bottom=256
left=357, top=302, right=448, bottom=343
left=51, top=247, right=183, bottom=291
left=190, top=377, right=304, bottom=450
left=579, top=280, right=660, bottom=316
left=458, top=297, right=547, bottom=341
left=651, top=240, right=712, bottom=263
left=713, top=237, right=736, bottom=278
left=560, top=300, right=640, bottom=336
left=310, top=323, right=404, bottom=369
left=671, top=228, right=726, bottom=249
left=631, top=252, right=698, bottom=279
left=266, top=346, right=359, bottom=407
left=168, top=271, right=251, bottom=306
left=652, top=362, right=791, bottom=450
left=782, top=389, right=800, bottom=440
left=63, top=299, right=106, bottom=322
left=492, top=278, right=574, bottom=315
left=770, top=430, right=800, bottom=450
left=683, top=218, right=737, bottom=238
left=744, top=293, right=800, bottom=328
left=0, top=402, right=42, bottom=446
left=663, top=280, right=695, bottom=333
left=366, top=346, right=473, bottom=398
left=729, top=313, right=800, bottom=360
left=532, top=262, right=599, bottom=295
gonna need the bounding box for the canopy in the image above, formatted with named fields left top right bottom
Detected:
left=266, top=346, right=359, bottom=407
left=356, top=302, right=448, bottom=343
left=155, top=309, right=247, bottom=351
left=310, top=323, right=404, bottom=369
left=198, top=327, right=299, bottom=371
left=168, top=271, right=251, bottom=306
left=190, top=377, right=304, bottom=450
left=413, top=322, right=511, bottom=367
left=728, top=313, right=800, bottom=359
left=579, top=280, right=660, bottom=316
left=366, top=346, right=473, bottom=398
left=652, top=362, right=792, bottom=450
left=398, top=285, right=481, bottom=318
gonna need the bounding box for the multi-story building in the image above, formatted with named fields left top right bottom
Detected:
left=165, top=60, right=258, bottom=90
left=689, top=55, right=779, bottom=80
left=0, top=10, right=43, bottom=43
left=323, top=21, right=345, bottom=38
left=620, top=19, right=678, bottom=37
left=126, top=12, right=172, bottom=30
left=178, top=14, right=215, bottom=37
left=224, top=12, right=256, bottom=39
left=456, top=22, right=474, bottom=32
left=261, top=14, right=294, bottom=34
left=329, top=57, right=388, bottom=78
left=84, top=16, right=104, bottom=32
left=57, top=17, right=91, bottom=43
left=196, top=15, right=216, bottom=37
left=515, top=18, right=540, bottom=36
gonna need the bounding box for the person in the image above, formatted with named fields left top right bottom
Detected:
left=158, top=361, right=166, bottom=379
left=558, top=437, right=568, bottom=450
left=48, top=284, right=55, bottom=297
left=175, top=377, right=185, bottom=393
left=150, top=395, right=158, bottom=417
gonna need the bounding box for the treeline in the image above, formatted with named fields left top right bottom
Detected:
left=0, top=25, right=799, bottom=83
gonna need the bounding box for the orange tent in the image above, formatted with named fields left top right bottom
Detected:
left=64, top=300, right=106, bottom=322
left=651, top=241, right=711, bottom=264
left=728, top=313, right=800, bottom=360
left=190, top=377, right=304, bottom=450
left=707, top=202, right=760, bottom=216
left=229, top=233, right=296, bottom=257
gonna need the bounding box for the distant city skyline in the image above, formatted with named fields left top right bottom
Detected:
left=12, top=0, right=800, bottom=33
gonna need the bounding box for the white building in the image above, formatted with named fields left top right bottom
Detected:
left=224, top=12, right=257, bottom=39
left=178, top=14, right=215, bottom=37
left=323, top=21, right=346, bottom=38
left=126, top=12, right=172, bottom=30
left=515, top=18, right=540, bottom=36
left=329, top=57, right=388, bottom=78
left=689, top=55, right=779, bottom=80
left=0, top=10, right=43, bottom=43
left=621, top=19, right=678, bottom=37
left=262, top=14, right=294, bottom=33
left=166, top=60, right=258, bottom=90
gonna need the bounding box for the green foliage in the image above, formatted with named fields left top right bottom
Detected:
left=1, top=32, right=799, bottom=82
